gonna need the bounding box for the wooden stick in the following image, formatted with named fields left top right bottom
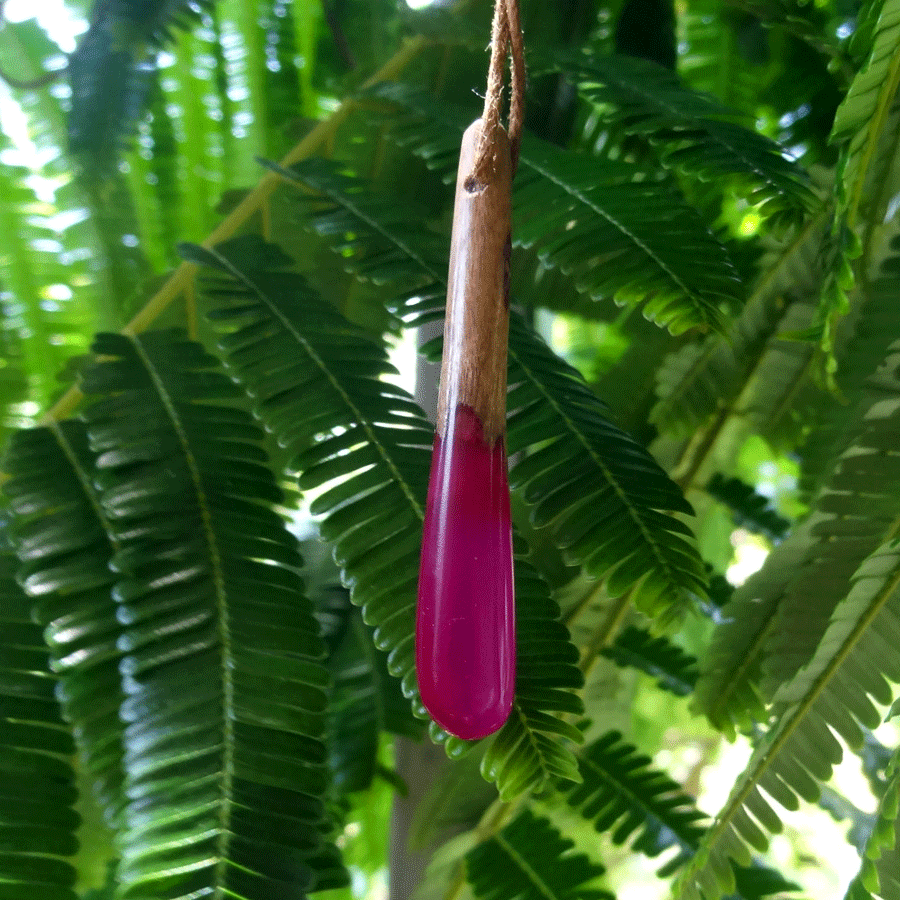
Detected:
left=436, top=119, right=512, bottom=445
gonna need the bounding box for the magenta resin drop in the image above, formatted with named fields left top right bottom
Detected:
left=416, top=404, right=515, bottom=740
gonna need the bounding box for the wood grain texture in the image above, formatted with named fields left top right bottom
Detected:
left=436, top=119, right=513, bottom=445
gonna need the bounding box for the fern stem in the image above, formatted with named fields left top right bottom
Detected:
left=579, top=587, right=634, bottom=676
left=443, top=797, right=516, bottom=900
left=38, top=34, right=430, bottom=426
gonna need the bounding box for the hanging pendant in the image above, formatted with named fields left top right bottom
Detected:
left=416, top=119, right=515, bottom=741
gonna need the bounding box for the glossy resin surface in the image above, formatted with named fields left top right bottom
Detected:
left=416, top=404, right=515, bottom=740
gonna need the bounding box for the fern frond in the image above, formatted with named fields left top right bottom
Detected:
left=67, top=24, right=153, bottom=166
left=465, top=808, right=612, bottom=900
left=831, top=0, right=900, bottom=222
left=564, top=730, right=706, bottom=873
left=554, top=53, right=814, bottom=223
left=68, top=1, right=214, bottom=167
left=602, top=626, right=698, bottom=697
left=705, top=474, right=790, bottom=542
left=693, top=525, right=815, bottom=737
left=0, top=535, right=80, bottom=900
left=651, top=206, right=828, bottom=436
left=108, top=0, right=216, bottom=47
left=320, top=590, right=423, bottom=793
left=184, top=236, right=585, bottom=799
left=844, top=745, right=900, bottom=900
left=366, top=84, right=743, bottom=333
left=675, top=532, right=900, bottom=900
left=800, top=233, right=900, bottom=498
left=3, top=421, right=127, bottom=826
left=77, top=329, right=345, bottom=899
left=279, top=159, right=708, bottom=621
left=758, top=344, right=900, bottom=697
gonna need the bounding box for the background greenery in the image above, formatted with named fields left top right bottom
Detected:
left=1, top=0, right=899, bottom=898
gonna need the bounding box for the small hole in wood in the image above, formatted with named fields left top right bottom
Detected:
left=464, top=175, right=485, bottom=194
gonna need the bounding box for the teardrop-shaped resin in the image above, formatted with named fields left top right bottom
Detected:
left=416, top=404, right=515, bottom=740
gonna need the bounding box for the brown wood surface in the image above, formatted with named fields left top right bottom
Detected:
left=436, top=119, right=512, bottom=445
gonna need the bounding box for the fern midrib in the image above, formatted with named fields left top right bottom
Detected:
left=847, top=35, right=900, bottom=229
left=205, top=246, right=426, bottom=522
left=658, top=205, right=828, bottom=427
left=494, top=831, right=562, bottom=900
left=578, top=754, right=700, bottom=852
left=579, top=78, right=789, bottom=194
left=130, top=336, right=235, bottom=895
left=706, top=610, right=778, bottom=730
left=511, top=341, right=684, bottom=596
left=519, top=156, right=707, bottom=313
left=311, top=179, right=446, bottom=285
left=47, top=421, right=120, bottom=555
left=680, top=547, right=900, bottom=897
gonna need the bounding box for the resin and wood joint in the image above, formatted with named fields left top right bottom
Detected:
left=436, top=118, right=512, bottom=446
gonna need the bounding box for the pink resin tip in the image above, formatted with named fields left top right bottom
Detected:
left=416, top=404, right=515, bottom=740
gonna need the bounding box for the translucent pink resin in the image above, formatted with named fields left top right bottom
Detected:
left=416, top=404, right=515, bottom=740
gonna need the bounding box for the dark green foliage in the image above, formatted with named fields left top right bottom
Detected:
left=370, top=84, right=744, bottom=334
left=183, top=235, right=586, bottom=798
left=68, top=23, right=152, bottom=166
left=77, top=329, right=345, bottom=899
left=280, top=158, right=708, bottom=621
left=4, top=3, right=900, bottom=899
left=693, top=525, right=814, bottom=737
left=0, top=536, right=80, bottom=900
left=651, top=206, right=829, bottom=437
left=106, top=1, right=216, bottom=46
left=844, top=746, right=900, bottom=900
left=614, top=0, right=676, bottom=69
left=556, top=53, right=814, bottom=223
left=3, top=421, right=126, bottom=824
left=320, top=589, right=423, bottom=793
left=68, top=0, right=215, bottom=167
left=564, top=731, right=706, bottom=873
left=705, top=474, right=790, bottom=542
left=602, top=626, right=698, bottom=696
left=465, top=808, right=612, bottom=900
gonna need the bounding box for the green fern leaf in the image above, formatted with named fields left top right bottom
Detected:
left=799, top=232, right=900, bottom=498
left=693, top=525, right=815, bottom=737
left=183, top=236, right=585, bottom=799
left=278, top=158, right=707, bottom=620
left=77, top=329, right=345, bottom=899
left=674, top=532, right=900, bottom=900
left=760, top=346, right=900, bottom=696
left=3, top=421, right=127, bottom=824
left=465, top=808, right=612, bottom=900
left=651, top=206, right=829, bottom=436
left=107, top=1, right=215, bottom=46
left=369, top=84, right=743, bottom=333
left=602, top=626, right=698, bottom=696
left=832, top=0, right=900, bottom=221
left=705, top=474, right=790, bottom=542
left=0, top=531, right=80, bottom=900
left=320, top=589, right=423, bottom=793
left=68, top=1, right=213, bottom=167
left=844, top=745, right=900, bottom=900
left=564, top=730, right=707, bottom=872
left=554, top=53, right=815, bottom=223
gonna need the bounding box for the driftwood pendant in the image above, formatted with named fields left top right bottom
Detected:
left=416, top=119, right=515, bottom=740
